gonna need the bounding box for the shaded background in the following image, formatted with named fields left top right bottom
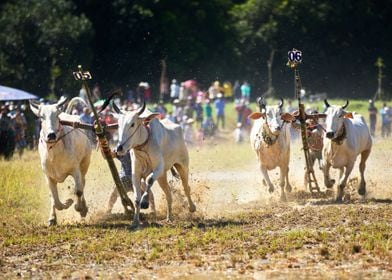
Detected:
left=0, top=0, right=391, bottom=100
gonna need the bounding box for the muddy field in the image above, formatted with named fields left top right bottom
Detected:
left=1, top=132, right=392, bottom=279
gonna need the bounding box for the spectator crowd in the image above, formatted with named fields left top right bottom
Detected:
left=4, top=78, right=391, bottom=161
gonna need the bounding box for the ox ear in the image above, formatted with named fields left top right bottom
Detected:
left=344, top=112, right=353, bottom=119
left=248, top=112, right=265, bottom=120
left=141, top=112, right=161, bottom=124
left=281, top=112, right=296, bottom=122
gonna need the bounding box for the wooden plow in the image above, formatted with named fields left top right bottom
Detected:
left=60, top=65, right=135, bottom=215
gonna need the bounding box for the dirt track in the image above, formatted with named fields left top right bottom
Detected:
left=54, top=138, right=392, bottom=223
left=1, top=136, right=392, bottom=279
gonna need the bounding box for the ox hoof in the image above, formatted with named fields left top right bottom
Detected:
left=358, top=186, right=366, bottom=196
left=140, top=201, right=149, bottom=209
left=335, top=192, right=344, bottom=203
left=80, top=206, right=88, bottom=218
left=358, top=181, right=366, bottom=196
left=268, top=186, right=275, bottom=193
left=140, top=193, right=149, bottom=209
left=75, top=204, right=88, bottom=218
left=129, top=221, right=140, bottom=231
left=189, top=203, right=196, bottom=213
left=326, top=180, right=335, bottom=188
left=286, top=184, right=292, bottom=193
left=48, top=219, right=57, bottom=227
left=64, top=199, right=74, bottom=209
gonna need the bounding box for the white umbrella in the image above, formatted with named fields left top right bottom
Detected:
left=0, top=85, right=38, bottom=101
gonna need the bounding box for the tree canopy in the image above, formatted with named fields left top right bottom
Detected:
left=0, top=0, right=391, bottom=99
left=0, top=0, right=92, bottom=97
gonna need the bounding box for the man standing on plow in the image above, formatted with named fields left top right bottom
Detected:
left=291, top=110, right=325, bottom=187
left=304, top=110, right=324, bottom=186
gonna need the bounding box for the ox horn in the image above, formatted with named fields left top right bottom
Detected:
left=137, top=100, right=146, bottom=116
left=256, top=96, right=266, bottom=112
left=98, top=89, right=122, bottom=114
left=29, top=99, right=39, bottom=109
left=342, top=100, right=349, bottom=110
left=278, top=97, right=284, bottom=109
left=324, top=99, right=330, bottom=108
left=57, top=96, right=69, bottom=108
left=29, top=100, right=40, bottom=116
left=112, top=101, right=122, bottom=114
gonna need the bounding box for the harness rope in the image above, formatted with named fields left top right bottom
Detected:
left=134, top=125, right=150, bottom=150
left=119, top=123, right=150, bottom=151
left=331, top=123, right=346, bottom=145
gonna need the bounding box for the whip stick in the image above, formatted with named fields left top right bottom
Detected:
left=73, top=65, right=135, bottom=214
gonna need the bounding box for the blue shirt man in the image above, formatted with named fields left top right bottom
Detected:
left=214, top=93, right=225, bottom=129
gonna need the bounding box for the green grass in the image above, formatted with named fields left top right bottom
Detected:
left=1, top=204, right=392, bottom=276
left=0, top=153, right=46, bottom=236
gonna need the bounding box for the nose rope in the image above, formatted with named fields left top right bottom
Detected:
left=42, top=121, right=76, bottom=150
left=44, top=123, right=63, bottom=143
left=118, top=123, right=145, bottom=151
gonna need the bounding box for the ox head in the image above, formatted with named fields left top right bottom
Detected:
left=324, top=99, right=352, bottom=139
left=29, top=97, right=68, bottom=143
left=114, top=101, right=160, bottom=155
left=248, top=97, right=291, bottom=136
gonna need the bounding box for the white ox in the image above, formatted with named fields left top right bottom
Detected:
left=30, top=97, right=93, bottom=225
left=114, top=102, right=196, bottom=226
left=249, top=98, right=293, bottom=201
left=322, top=100, right=372, bottom=201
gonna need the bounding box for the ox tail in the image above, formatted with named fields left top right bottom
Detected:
left=65, top=97, right=88, bottom=114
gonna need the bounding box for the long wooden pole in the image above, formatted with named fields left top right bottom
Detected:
left=288, top=50, right=320, bottom=193
left=294, top=69, right=319, bottom=193
left=73, top=65, right=135, bottom=214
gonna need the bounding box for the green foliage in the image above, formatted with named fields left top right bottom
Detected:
left=74, top=0, right=238, bottom=89
left=0, top=0, right=93, bottom=97
left=231, top=0, right=392, bottom=98
left=1, top=0, right=392, bottom=99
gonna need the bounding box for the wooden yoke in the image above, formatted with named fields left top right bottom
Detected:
left=59, top=121, right=119, bottom=131
left=290, top=111, right=326, bottom=121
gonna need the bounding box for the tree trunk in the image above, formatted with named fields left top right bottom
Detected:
left=159, top=59, right=168, bottom=102
left=266, top=48, right=275, bottom=97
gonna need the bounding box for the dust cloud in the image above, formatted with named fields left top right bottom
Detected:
left=52, top=138, right=392, bottom=225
